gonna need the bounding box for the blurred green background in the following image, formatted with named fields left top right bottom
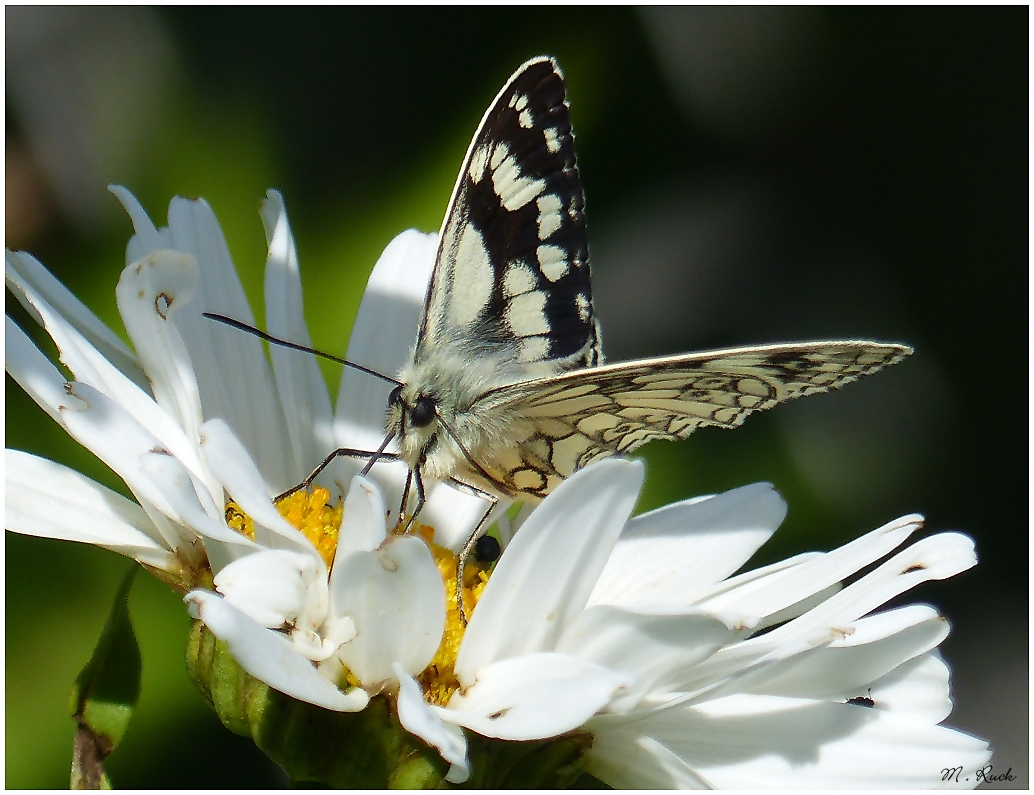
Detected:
left=6, top=7, right=1026, bottom=788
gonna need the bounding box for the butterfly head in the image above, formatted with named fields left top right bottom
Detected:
left=388, top=381, right=436, bottom=425
left=386, top=354, right=527, bottom=487
left=386, top=381, right=445, bottom=469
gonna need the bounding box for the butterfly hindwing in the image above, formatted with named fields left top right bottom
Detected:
left=473, top=341, right=912, bottom=498
left=417, top=57, right=600, bottom=371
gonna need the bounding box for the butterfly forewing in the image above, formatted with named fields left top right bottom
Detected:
left=472, top=341, right=912, bottom=499
left=418, top=57, right=600, bottom=371
left=385, top=57, right=911, bottom=524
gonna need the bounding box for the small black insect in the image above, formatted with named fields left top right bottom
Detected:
left=846, top=688, right=875, bottom=708
left=473, top=534, right=501, bottom=563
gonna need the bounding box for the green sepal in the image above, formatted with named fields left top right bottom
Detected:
left=186, top=620, right=595, bottom=788
left=462, top=733, right=593, bottom=789
left=69, top=567, right=142, bottom=788
left=186, top=620, right=449, bottom=788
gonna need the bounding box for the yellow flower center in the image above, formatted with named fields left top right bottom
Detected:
left=276, top=488, right=343, bottom=569
left=224, top=489, right=495, bottom=706
left=411, top=524, right=493, bottom=706
left=225, top=488, right=343, bottom=569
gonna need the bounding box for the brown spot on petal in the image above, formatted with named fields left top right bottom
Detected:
left=903, top=564, right=926, bottom=574
left=155, top=292, right=172, bottom=319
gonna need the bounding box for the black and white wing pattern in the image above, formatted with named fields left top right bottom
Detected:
left=416, top=56, right=601, bottom=372
left=390, top=56, right=912, bottom=509
left=473, top=341, right=912, bottom=499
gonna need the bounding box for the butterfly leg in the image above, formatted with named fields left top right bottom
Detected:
left=274, top=447, right=400, bottom=503
left=402, top=465, right=427, bottom=533
left=397, top=467, right=414, bottom=525
left=447, top=479, right=500, bottom=625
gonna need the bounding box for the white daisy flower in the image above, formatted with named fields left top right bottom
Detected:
left=5, top=187, right=990, bottom=788
left=390, top=457, right=991, bottom=787
left=5, top=186, right=484, bottom=716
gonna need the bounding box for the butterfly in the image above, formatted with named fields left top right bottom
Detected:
left=209, top=56, right=911, bottom=596
left=378, top=57, right=910, bottom=545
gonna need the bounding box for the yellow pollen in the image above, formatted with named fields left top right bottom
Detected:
left=276, top=488, right=343, bottom=568
left=224, top=501, right=255, bottom=540
left=224, top=488, right=344, bottom=569
left=414, top=524, right=494, bottom=706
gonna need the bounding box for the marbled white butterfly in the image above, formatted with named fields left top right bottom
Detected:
left=209, top=56, right=911, bottom=599
left=383, top=57, right=910, bottom=548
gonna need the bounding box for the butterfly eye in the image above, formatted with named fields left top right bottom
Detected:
left=474, top=534, right=501, bottom=563
left=387, top=384, right=403, bottom=409
left=410, top=395, right=436, bottom=428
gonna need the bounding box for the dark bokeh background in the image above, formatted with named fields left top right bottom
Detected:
left=6, top=7, right=1027, bottom=788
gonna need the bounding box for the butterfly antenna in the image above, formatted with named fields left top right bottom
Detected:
left=202, top=312, right=402, bottom=386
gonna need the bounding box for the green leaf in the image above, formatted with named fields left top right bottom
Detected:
left=69, top=567, right=142, bottom=788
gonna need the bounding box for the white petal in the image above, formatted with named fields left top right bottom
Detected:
left=757, top=531, right=976, bottom=650
left=5, top=315, right=85, bottom=425
left=675, top=580, right=953, bottom=704
left=684, top=550, right=824, bottom=606
left=9, top=260, right=216, bottom=498
left=109, top=184, right=171, bottom=263
left=184, top=590, right=368, bottom=712
left=738, top=605, right=949, bottom=705
left=112, top=186, right=288, bottom=493
left=6, top=248, right=144, bottom=385
left=326, top=478, right=391, bottom=652
left=611, top=694, right=990, bottom=788
left=331, top=230, right=437, bottom=497
left=636, top=602, right=948, bottom=715
left=868, top=652, right=953, bottom=724
left=588, top=483, right=786, bottom=609
left=330, top=536, right=445, bottom=687
left=214, top=549, right=328, bottom=633
left=439, top=653, right=627, bottom=740
left=5, top=450, right=180, bottom=573
left=164, top=195, right=295, bottom=491
left=334, top=475, right=389, bottom=561
left=35, top=379, right=203, bottom=556
left=334, top=230, right=437, bottom=449
left=697, top=513, right=922, bottom=622
left=261, top=190, right=335, bottom=482
left=456, top=459, right=643, bottom=684
left=115, top=249, right=206, bottom=457
left=587, top=732, right=710, bottom=789
left=394, top=664, right=469, bottom=784
left=555, top=606, right=746, bottom=712
left=199, top=419, right=317, bottom=558
left=321, top=615, right=357, bottom=649
left=138, top=450, right=257, bottom=573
